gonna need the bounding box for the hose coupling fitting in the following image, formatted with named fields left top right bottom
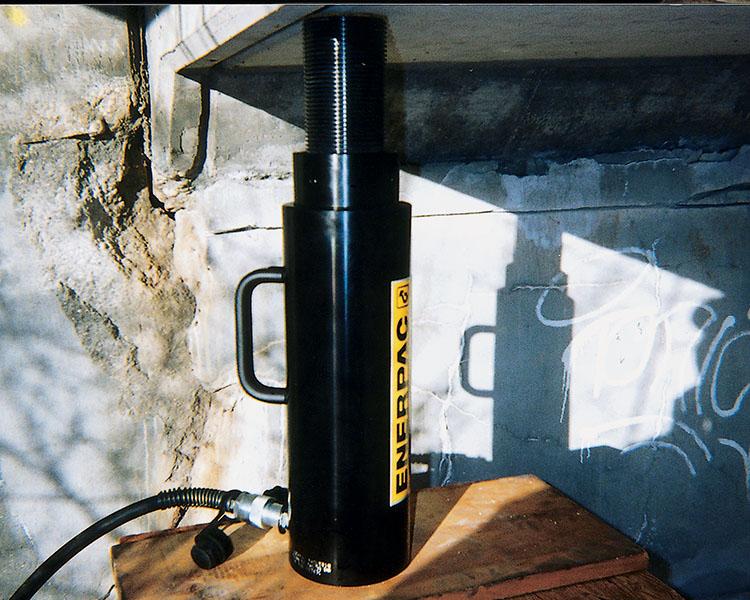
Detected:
left=230, top=492, right=289, bottom=531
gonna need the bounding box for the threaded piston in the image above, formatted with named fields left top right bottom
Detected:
left=303, top=14, right=386, bottom=154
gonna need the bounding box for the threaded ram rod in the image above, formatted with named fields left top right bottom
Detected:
left=303, top=14, right=386, bottom=154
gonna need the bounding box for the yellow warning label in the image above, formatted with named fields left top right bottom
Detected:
left=390, top=278, right=410, bottom=506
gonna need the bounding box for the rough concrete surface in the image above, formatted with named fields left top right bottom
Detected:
left=0, top=6, right=215, bottom=598
left=206, top=54, right=750, bottom=170
left=1, top=5, right=749, bottom=600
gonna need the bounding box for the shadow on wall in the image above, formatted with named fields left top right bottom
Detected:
left=0, top=192, right=149, bottom=597
left=200, top=54, right=750, bottom=171
left=408, top=172, right=750, bottom=599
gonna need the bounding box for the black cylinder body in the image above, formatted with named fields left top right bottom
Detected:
left=283, top=14, right=412, bottom=585
left=283, top=170, right=411, bottom=584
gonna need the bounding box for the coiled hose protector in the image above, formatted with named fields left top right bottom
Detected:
left=10, top=487, right=240, bottom=600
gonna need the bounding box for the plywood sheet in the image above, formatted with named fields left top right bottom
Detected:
left=516, top=571, right=685, bottom=600
left=111, top=475, right=648, bottom=599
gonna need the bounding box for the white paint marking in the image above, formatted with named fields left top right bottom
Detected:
left=536, top=246, right=655, bottom=328
left=696, top=316, right=734, bottom=415
left=718, top=438, right=750, bottom=498
left=621, top=441, right=697, bottom=477
left=710, top=330, right=750, bottom=418
left=559, top=348, right=571, bottom=424
left=676, top=421, right=712, bottom=462
left=677, top=304, right=716, bottom=414
left=635, top=513, right=649, bottom=543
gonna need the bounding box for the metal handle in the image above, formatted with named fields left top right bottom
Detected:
left=235, top=267, right=287, bottom=404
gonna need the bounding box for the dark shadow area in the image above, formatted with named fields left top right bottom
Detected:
left=197, top=54, right=750, bottom=172
left=181, top=80, right=211, bottom=182
left=225, top=523, right=268, bottom=562
left=86, top=5, right=131, bottom=21
left=87, top=5, right=168, bottom=22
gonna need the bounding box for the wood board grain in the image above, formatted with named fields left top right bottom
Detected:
left=111, top=475, right=649, bottom=599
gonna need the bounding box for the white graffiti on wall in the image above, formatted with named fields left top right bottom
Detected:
left=535, top=235, right=750, bottom=497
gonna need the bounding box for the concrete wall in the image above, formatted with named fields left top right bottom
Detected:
left=1, top=5, right=749, bottom=599
left=411, top=157, right=750, bottom=598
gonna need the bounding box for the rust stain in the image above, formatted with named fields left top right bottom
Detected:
left=689, top=230, right=711, bottom=260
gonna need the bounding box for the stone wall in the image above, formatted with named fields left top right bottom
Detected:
left=0, top=6, right=214, bottom=598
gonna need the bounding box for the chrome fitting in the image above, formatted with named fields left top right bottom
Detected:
left=230, top=492, right=288, bottom=530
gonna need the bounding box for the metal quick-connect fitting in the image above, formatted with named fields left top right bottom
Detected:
left=230, top=493, right=288, bottom=530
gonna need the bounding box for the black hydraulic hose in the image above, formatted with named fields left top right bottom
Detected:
left=10, top=487, right=240, bottom=600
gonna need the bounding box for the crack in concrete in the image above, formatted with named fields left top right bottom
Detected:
left=414, top=386, right=489, bottom=425
left=253, top=339, right=284, bottom=357
left=687, top=183, right=750, bottom=203
left=211, top=383, right=234, bottom=394
left=435, top=272, right=477, bottom=485
left=166, top=389, right=211, bottom=485
left=593, top=155, right=692, bottom=168
left=413, top=210, right=498, bottom=219
left=594, top=148, right=740, bottom=167
left=512, top=280, right=629, bottom=292
left=213, top=224, right=283, bottom=235
left=228, top=171, right=293, bottom=182
left=412, top=197, right=750, bottom=219
left=20, top=129, right=118, bottom=146
left=97, top=584, right=116, bottom=600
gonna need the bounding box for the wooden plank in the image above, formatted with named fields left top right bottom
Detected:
left=513, top=571, right=685, bottom=599
left=111, top=475, right=648, bottom=599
